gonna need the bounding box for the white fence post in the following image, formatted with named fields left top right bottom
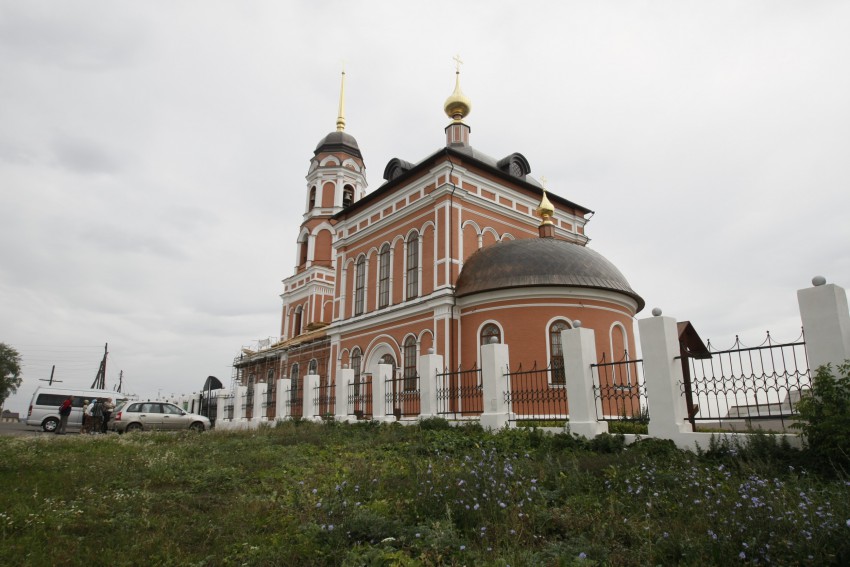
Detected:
left=303, top=374, right=320, bottom=422
left=373, top=364, right=390, bottom=422
left=798, top=277, right=850, bottom=372
left=216, top=390, right=228, bottom=424
left=254, top=382, right=267, bottom=423
left=639, top=311, right=691, bottom=439
left=234, top=385, right=247, bottom=423
left=480, top=342, right=510, bottom=430
left=417, top=350, right=443, bottom=419
left=562, top=326, right=608, bottom=437
left=336, top=369, right=354, bottom=422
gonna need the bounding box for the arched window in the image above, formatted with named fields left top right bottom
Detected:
left=351, top=347, right=362, bottom=395
left=354, top=256, right=366, bottom=315
left=379, top=354, right=397, bottom=380
left=298, top=238, right=309, bottom=267
left=290, top=363, right=300, bottom=393
left=342, top=185, right=354, bottom=208
left=294, top=305, right=303, bottom=336
left=308, top=358, right=318, bottom=375
left=549, top=320, right=571, bottom=385
left=308, top=186, right=316, bottom=210
left=406, top=232, right=419, bottom=300
left=480, top=323, right=501, bottom=346
left=403, top=336, right=417, bottom=391
left=378, top=244, right=390, bottom=309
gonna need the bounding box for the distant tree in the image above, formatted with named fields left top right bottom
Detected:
left=0, top=343, right=23, bottom=407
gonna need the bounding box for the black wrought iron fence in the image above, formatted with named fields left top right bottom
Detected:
left=385, top=373, right=420, bottom=420
left=263, top=381, right=276, bottom=420
left=244, top=385, right=254, bottom=419
left=347, top=373, right=372, bottom=419
left=224, top=396, right=234, bottom=420
left=313, top=377, right=335, bottom=420
left=199, top=392, right=218, bottom=425
left=504, top=362, right=568, bottom=422
left=678, top=330, right=810, bottom=431
left=591, top=352, right=647, bottom=422
left=285, top=382, right=303, bottom=419
left=436, top=365, right=482, bottom=419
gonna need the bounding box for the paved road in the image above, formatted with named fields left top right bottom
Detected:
left=0, top=421, right=77, bottom=437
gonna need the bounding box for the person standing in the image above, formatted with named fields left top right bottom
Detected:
left=57, top=396, right=73, bottom=435
left=101, top=398, right=114, bottom=433
left=90, top=398, right=104, bottom=434
left=81, top=399, right=91, bottom=433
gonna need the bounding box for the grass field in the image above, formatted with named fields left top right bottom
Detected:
left=1, top=419, right=848, bottom=566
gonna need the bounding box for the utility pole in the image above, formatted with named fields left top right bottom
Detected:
left=116, top=370, right=123, bottom=393
left=39, top=365, right=62, bottom=386
left=91, top=343, right=108, bottom=389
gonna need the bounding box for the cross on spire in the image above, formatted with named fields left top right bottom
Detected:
left=540, top=175, right=547, bottom=188
left=453, top=54, right=464, bottom=73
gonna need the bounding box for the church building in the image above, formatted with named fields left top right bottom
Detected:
left=233, top=65, right=644, bottom=422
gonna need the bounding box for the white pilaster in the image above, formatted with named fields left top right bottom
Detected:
left=562, top=327, right=608, bottom=437
left=373, top=364, right=390, bottom=422
left=417, top=352, right=443, bottom=419
left=797, top=279, right=850, bottom=372
left=639, top=314, right=691, bottom=438
left=480, top=342, right=510, bottom=430
left=254, top=382, right=268, bottom=422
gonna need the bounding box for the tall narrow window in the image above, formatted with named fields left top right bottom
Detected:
left=308, top=186, right=316, bottom=210
left=406, top=232, right=419, bottom=300
left=351, top=347, right=362, bottom=395
left=378, top=244, right=390, bottom=308
left=342, top=185, right=354, bottom=208
left=549, top=320, right=571, bottom=385
left=290, top=363, right=300, bottom=392
left=294, top=305, right=303, bottom=336
left=403, top=337, right=417, bottom=391
left=298, top=238, right=308, bottom=267
left=480, top=323, right=501, bottom=346
left=267, top=369, right=274, bottom=383
left=354, top=256, right=366, bottom=315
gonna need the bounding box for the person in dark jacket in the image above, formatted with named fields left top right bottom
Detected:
left=57, top=396, right=73, bottom=435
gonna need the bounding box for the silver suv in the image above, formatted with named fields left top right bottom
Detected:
left=110, top=401, right=210, bottom=433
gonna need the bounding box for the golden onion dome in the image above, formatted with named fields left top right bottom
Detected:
left=536, top=187, right=555, bottom=224
left=444, top=70, right=471, bottom=122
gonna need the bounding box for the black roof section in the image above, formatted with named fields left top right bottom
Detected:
left=455, top=237, right=644, bottom=312
left=332, top=145, right=593, bottom=221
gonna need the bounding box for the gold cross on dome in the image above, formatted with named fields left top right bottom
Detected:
left=453, top=54, right=464, bottom=73
left=540, top=175, right=548, bottom=188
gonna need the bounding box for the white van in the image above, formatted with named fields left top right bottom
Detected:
left=26, top=386, right=128, bottom=433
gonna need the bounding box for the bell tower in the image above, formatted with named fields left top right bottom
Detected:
left=280, top=71, right=368, bottom=341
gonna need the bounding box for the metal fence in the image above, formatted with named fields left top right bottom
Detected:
left=679, top=330, right=810, bottom=430
left=224, top=396, right=234, bottom=420
left=591, top=352, right=647, bottom=422
left=385, top=373, right=421, bottom=420
left=285, top=381, right=303, bottom=419
left=436, top=365, right=483, bottom=419
left=262, top=381, right=276, bottom=420
left=313, top=377, right=335, bottom=420
left=504, top=362, right=568, bottom=422
left=347, top=373, right=372, bottom=419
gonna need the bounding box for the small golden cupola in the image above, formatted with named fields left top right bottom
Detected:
left=444, top=55, right=472, bottom=147
left=536, top=176, right=556, bottom=238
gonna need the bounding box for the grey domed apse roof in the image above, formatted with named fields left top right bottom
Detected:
left=455, top=238, right=645, bottom=312
left=314, top=131, right=362, bottom=159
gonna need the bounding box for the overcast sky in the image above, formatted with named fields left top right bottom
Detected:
left=2, top=1, right=849, bottom=414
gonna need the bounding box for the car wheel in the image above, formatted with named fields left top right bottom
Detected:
left=189, top=422, right=205, bottom=432
left=42, top=417, right=59, bottom=433
left=126, top=423, right=143, bottom=433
